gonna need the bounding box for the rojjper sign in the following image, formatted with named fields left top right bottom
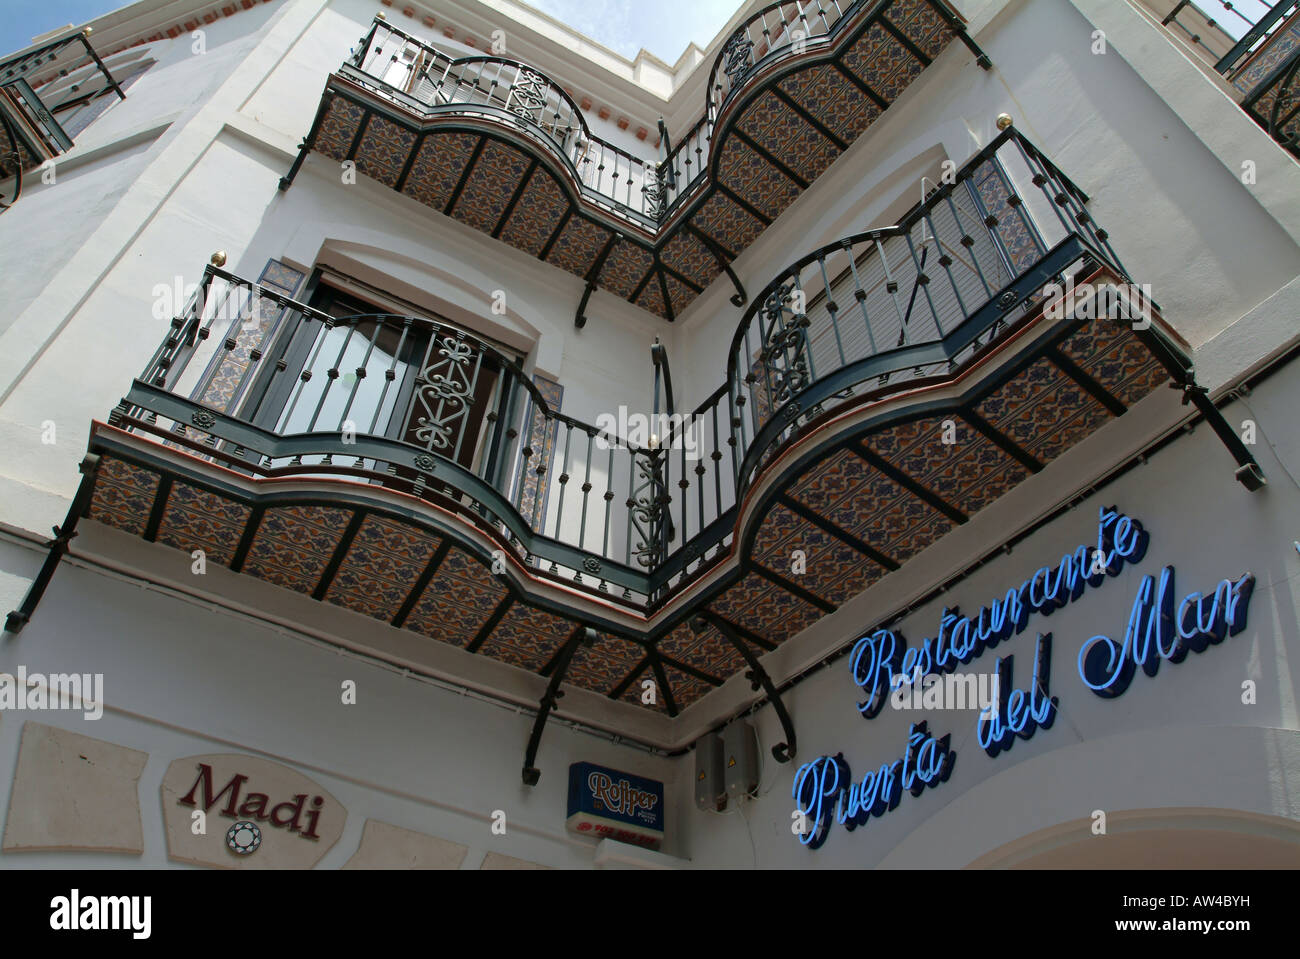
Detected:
left=792, top=506, right=1255, bottom=850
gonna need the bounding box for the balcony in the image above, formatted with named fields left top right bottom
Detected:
left=280, top=0, right=988, bottom=319
left=1159, top=0, right=1300, bottom=157
left=64, top=128, right=1205, bottom=732
left=0, top=29, right=126, bottom=208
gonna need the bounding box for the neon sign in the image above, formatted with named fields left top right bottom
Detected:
left=850, top=506, right=1147, bottom=718
left=792, top=721, right=954, bottom=850
left=793, top=509, right=1256, bottom=850
left=1078, top=567, right=1254, bottom=697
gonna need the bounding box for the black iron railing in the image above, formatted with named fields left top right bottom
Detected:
left=659, top=0, right=858, bottom=219
left=115, top=128, right=1126, bottom=608
left=0, top=29, right=126, bottom=194
left=333, top=0, right=967, bottom=226
left=1161, top=1, right=1300, bottom=157
left=342, top=18, right=663, bottom=227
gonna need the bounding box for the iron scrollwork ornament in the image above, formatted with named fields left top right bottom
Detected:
left=722, top=28, right=755, bottom=88
left=413, top=334, right=476, bottom=453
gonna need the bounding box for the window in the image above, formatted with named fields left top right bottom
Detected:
left=239, top=282, right=522, bottom=479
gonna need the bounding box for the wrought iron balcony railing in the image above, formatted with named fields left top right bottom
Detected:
left=0, top=29, right=126, bottom=208
left=1161, top=0, right=1300, bottom=157
left=342, top=18, right=663, bottom=227
left=112, top=128, right=1131, bottom=611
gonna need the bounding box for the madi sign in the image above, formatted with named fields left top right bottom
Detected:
left=161, top=754, right=345, bottom=868
left=792, top=507, right=1256, bottom=851
left=566, top=762, right=664, bottom=848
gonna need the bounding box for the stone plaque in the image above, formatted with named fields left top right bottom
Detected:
left=161, top=753, right=345, bottom=868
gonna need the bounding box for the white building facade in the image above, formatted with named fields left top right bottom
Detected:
left=0, top=0, right=1298, bottom=869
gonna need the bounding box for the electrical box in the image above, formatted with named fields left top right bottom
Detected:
left=723, top=722, right=759, bottom=800
left=694, top=733, right=726, bottom=811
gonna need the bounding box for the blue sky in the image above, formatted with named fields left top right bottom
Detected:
left=0, top=0, right=744, bottom=61
left=0, top=0, right=1276, bottom=62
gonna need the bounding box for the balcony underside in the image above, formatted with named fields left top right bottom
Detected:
left=294, top=0, right=964, bottom=319
left=81, top=302, right=1181, bottom=721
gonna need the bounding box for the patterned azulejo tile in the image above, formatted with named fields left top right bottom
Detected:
left=400, top=131, right=479, bottom=209
left=405, top=548, right=508, bottom=647
left=498, top=168, right=569, bottom=256
left=155, top=482, right=251, bottom=567
left=450, top=139, right=532, bottom=233
left=863, top=416, right=1030, bottom=516
left=1057, top=323, right=1169, bottom=408
left=477, top=603, right=576, bottom=673
left=708, top=571, right=822, bottom=645
left=88, top=457, right=160, bottom=536
left=242, top=505, right=352, bottom=596
left=354, top=114, right=417, bottom=188
left=325, top=515, right=438, bottom=622
left=974, top=358, right=1112, bottom=464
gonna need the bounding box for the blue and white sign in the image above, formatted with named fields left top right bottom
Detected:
left=792, top=506, right=1256, bottom=850
left=566, top=762, right=664, bottom=848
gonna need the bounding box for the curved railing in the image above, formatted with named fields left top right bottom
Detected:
left=333, top=0, right=944, bottom=227
left=724, top=128, right=1124, bottom=480
left=1159, top=1, right=1300, bottom=159
left=115, top=129, right=1127, bottom=609
left=659, top=0, right=865, bottom=219
left=113, top=266, right=698, bottom=603
left=344, top=18, right=663, bottom=225
left=707, top=0, right=847, bottom=125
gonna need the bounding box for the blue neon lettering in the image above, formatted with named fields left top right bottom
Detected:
left=1079, top=569, right=1255, bottom=697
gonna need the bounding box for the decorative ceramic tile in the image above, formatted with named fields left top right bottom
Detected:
left=498, top=168, right=569, bottom=256
left=1057, top=323, right=1169, bottom=408
left=716, top=136, right=801, bottom=221
left=659, top=231, right=719, bottom=288
left=400, top=131, right=479, bottom=209
left=194, top=282, right=289, bottom=414
left=779, top=63, right=881, bottom=145
left=517, top=373, right=564, bottom=528
left=973, top=357, right=1112, bottom=463
left=545, top=215, right=611, bottom=278
left=707, top=571, right=822, bottom=644
left=750, top=502, right=884, bottom=605
left=690, top=192, right=767, bottom=253
left=354, top=114, right=417, bottom=187
left=971, top=158, right=1043, bottom=273
left=450, top=139, right=531, bottom=233
left=884, top=0, right=955, bottom=61
left=87, top=457, right=160, bottom=536
left=1231, top=11, right=1300, bottom=96
left=656, top=620, right=745, bottom=679
left=618, top=661, right=664, bottom=711
left=863, top=415, right=1030, bottom=516
left=736, top=90, right=840, bottom=183
left=155, top=482, right=251, bottom=567
left=477, top=603, right=575, bottom=673
left=635, top=272, right=669, bottom=318
left=313, top=96, right=366, bottom=161
left=597, top=240, right=655, bottom=298
left=663, top=272, right=699, bottom=317
left=325, top=515, right=438, bottom=621
left=840, top=23, right=924, bottom=101
left=566, top=634, right=645, bottom=695
left=405, top=549, right=506, bottom=648
left=242, top=504, right=353, bottom=595
left=663, top=664, right=712, bottom=709
left=258, top=259, right=305, bottom=297
left=787, top=447, right=954, bottom=561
